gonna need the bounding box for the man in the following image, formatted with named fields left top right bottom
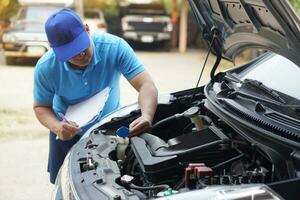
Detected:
left=33, top=8, right=158, bottom=184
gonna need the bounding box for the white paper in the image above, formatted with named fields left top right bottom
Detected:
left=64, top=87, right=110, bottom=127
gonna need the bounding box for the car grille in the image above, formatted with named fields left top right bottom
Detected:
left=128, top=21, right=166, bottom=32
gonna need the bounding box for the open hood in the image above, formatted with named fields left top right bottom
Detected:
left=188, top=0, right=300, bottom=65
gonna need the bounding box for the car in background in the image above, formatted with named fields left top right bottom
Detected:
left=120, top=0, right=172, bottom=47
left=84, top=9, right=107, bottom=33
left=1, top=0, right=83, bottom=65
left=53, top=0, right=300, bottom=199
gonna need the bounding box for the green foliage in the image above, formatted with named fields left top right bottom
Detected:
left=84, top=0, right=175, bottom=17
left=0, top=0, right=175, bottom=20
left=0, top=0, right=20, bottom=21
left=84, top=0, right=119, bottom=16
left=2, top=0, right=296, bottom=23
left=163, top=0, right=173, bottom=14
left=289, top=0, right=300, bottom=10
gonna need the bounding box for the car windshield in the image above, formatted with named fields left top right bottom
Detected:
left=239, top=54, right=300, bottom=101
left=14, top=6, right=61, bottom=31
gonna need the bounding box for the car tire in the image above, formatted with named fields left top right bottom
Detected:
left=5, top=57, right=16, bottom=65
left=160, top=41, right=171, bottom=51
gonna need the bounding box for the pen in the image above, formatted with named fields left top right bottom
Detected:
left=58, top=112, right=69, bottom=123
left=56, top=112, right=66, bottom=140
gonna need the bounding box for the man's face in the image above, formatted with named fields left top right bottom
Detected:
left=68, top=42, right=93, bottom=68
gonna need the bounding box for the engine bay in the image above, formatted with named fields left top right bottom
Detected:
left=68, top=87, right=300, bottom=199
left=118, top=106, right=273, bottom=197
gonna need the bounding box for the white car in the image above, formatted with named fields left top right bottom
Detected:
left=2, top=0, right=83, bottom=65
left=84, top=9, right=107, bottom=33
left=53, top=0, right=300, bottom=199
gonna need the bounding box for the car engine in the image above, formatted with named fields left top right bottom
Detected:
left=72, top=88, right=291, bottom=199
left=120, top=109, right=272, bottom=196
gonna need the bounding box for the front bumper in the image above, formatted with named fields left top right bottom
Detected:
left=3, top=41, right=49, bottom=58
left=123, top=32, right=171, bottom=43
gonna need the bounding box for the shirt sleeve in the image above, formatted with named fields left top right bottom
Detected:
left=33, top=65, right=54, bottom=105
left=117, top=38, right=145, bottom=80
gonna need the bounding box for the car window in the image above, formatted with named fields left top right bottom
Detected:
left=240, top=54, right=300, bottom=100
left=18, top=6, right=61, bottom=23
left=13, top=6, right=61, bottom=31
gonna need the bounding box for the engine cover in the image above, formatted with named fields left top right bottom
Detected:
left=130, top=126, right=239, bottom=183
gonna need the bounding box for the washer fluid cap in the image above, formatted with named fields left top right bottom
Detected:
left=116, top=126, right=129, bottom=138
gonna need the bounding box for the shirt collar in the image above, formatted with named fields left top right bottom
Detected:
left=63, top=38, right=101, bottom=72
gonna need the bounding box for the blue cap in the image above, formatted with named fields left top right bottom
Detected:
left=116, top=126, right=129, bottom=138
left=45, top=8, right=90, bottom=61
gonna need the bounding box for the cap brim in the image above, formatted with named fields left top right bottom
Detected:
left=53, top=30, right=90, bottom=62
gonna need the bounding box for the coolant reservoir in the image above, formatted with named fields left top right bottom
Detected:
left=183, top=107, right=205, bottom=131
left=116, top=137, right=129, bottom=160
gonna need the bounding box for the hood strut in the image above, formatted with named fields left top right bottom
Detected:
left=190, top=27, right=224, bottom=102
left=210, top=27, right=224, bottom=82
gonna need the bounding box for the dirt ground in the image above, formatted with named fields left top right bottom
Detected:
left=0, top=49, right=235, bottom=200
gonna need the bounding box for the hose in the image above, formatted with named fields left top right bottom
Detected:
left=129, top=183, right=170, bottom=191
left=152, top=113, right=184, bottom=131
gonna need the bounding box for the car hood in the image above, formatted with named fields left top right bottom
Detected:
left=188, top=0, right=300, bottom=66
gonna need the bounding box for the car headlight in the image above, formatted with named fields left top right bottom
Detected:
left=2, top=33, right=18, bottom=43
left=156, top=185, right=282, bottom=200
left=55, top=153, right=77, bottom=200
left=164, top=22, right=173, bottom=32
left=121, top=17, right=135, bottom=31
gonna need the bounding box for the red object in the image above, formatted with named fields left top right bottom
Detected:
left=194, top=166, right=213, bottom=179
left=185, top=163, right=206, bottom=181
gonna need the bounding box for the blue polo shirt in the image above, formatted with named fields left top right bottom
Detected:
left=34, top=33, right=145, bottom=131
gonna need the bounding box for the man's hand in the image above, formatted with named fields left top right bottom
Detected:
left=55, top=121, right=80, bottom=140
left=129, top=116, right=152, bottom=137
left=33, top=104, right=81, bottom=141
left=128, top=71, right=158, bottom=137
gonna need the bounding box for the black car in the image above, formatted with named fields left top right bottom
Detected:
left=53, top=0, right=300, bottom=199
left=120, top=1, right=172, bottom=47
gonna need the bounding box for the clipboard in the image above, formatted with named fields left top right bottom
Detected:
left=63, top=87, right=111, bottom=127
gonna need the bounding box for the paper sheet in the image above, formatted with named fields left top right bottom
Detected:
left=64, top=87, right=111, bottom=127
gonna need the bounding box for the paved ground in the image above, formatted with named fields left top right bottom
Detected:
left=0, top=48, right=234, bottom=200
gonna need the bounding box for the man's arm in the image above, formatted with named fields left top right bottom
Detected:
left=128, top=70, right=158, bottom=137
left=33, top=103, right=80, bottom=140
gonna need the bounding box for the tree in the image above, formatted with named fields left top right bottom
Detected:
left=0, top=0, right=20, bottom=21
left=84, top=0, right=119, bottom=16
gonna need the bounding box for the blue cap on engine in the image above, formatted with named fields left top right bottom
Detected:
left=116, top=126, right=129, bottom=138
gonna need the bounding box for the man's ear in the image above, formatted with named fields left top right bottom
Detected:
left=85, top=24, right=90, bottom=34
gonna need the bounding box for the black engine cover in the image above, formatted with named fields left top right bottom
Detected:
left=130, top=126, right=238, bottom=183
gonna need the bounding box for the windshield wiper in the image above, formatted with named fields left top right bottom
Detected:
left=243, top=79, right=286, bottom=104
left=220, top=89, right=283, bottom=106
left=221, top=73, right=286, bottom=104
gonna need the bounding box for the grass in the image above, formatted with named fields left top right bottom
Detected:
left=0, top=108, right=48, bottom=141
